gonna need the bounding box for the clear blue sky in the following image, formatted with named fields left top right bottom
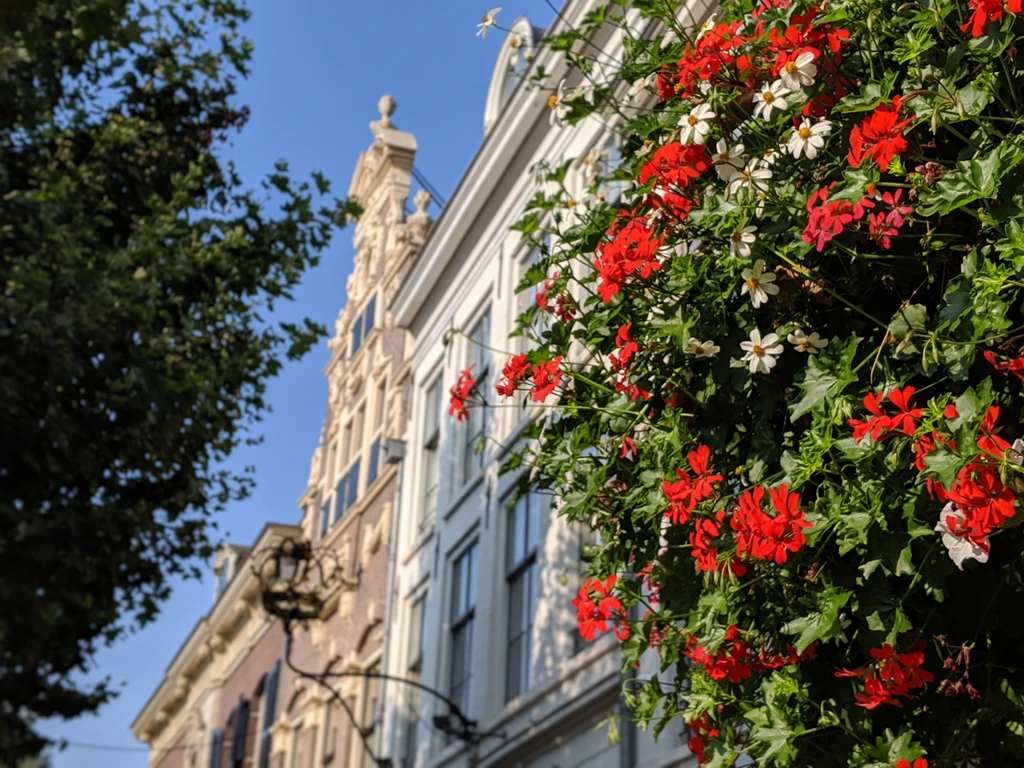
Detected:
left=39, top=1, right=556, bottom=765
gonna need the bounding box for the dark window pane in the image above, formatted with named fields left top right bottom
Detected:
left=335, top=475, right=348, bottom=522
left=321, top=499, right=331, bottom=535
left=367, top=437, right=381, bottom=487
left=351, top=314, right=363, bottom=357
left=466, top=544, right=478, bottom=610
left=527, top=495, right=541, bottom=553
left=347, top=460, right=360, bottom=507
left=364, top=296, right=376, bottom=334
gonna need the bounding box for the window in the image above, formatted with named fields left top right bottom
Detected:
left=599, top=135, right=624, bottom=204
left=350, top=295, right=377, bottom=358
left=502, top=40, right=529, bottom=101
left=288, top=724, right=303, bottom=768
left=320, top=496, right=332, bottom=536
left=366, top=379, right=386, bottom=488
left=256, top=662, right=280, bottom=768
left=356, top=666, right=380, bottom=768
left=330, top=407, right=365, bottom=528
left=461, top=312, right=490, bottom=482
left=449, top=543, right=478, bottom=715
left=322, top=700, right=339, bottom=763
left=505, top=493, right=542, bottom=701
left=209, top=728, right=224, bottom=768
left=407, top=594, right=426, bottom=672
left=421, top=377, right=443, bottom=527
left=214, top=564, right=230, bottom=599
left=403, top=593, right=426, bottom=767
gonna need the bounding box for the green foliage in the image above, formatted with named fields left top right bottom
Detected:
left=495, top=0, right=1024, bottom=763
left=0, top=0, right=351, bottom=758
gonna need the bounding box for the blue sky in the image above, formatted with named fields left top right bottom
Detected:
left=39, top=1, right=555, bottom=765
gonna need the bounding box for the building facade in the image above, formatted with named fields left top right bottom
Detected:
left=135, top=3, right=697, bottom=767
left=377, top=4, right=691, bottom=768
left=131, top=98, right=429, bottom=768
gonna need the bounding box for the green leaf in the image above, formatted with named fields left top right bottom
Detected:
left=919, top=141, right=1024, bottom=216
left=782, top=588, right=853, bottom=652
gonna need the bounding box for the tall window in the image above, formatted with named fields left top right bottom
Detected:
left=506, top=493, right=542, bottom=701
left=403, top=593, right=426, bottom=767
left=421, top=377, right=443, bottom=527
left=350, top=295, right=377, bottom=358
left=288, top=723, right=302, bottom=768
left=322, top=700, right=339, bottom=763
left=331, top=407, right=364, bottom=527
left=366, top=379, right=386, bottom=488
left=462, top=312, right=490, bottom=482
left=356, top=665, right=380, bottom=768
left=449, top=543, right=478, bottom=715
left=599, top=135, right=624, bottom=204
left=256, top=662, right=279, bottom=768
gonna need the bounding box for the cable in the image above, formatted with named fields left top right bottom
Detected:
left=411, top=165, right=447, bottom=207
left=282, top=629, right=392, bottom=768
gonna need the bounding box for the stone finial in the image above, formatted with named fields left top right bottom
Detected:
left=372, top=94, right=396, bottom=131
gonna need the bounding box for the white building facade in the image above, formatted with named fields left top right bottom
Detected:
left=377, top=3, right=693, bottom=767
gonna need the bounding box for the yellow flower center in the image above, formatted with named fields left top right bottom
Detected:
left=798, top=127, right=812, bottom=139
left=731, top=232, right=742, bottom=243
left=567, top=197, right=577, bottom=208
left=674, top=82, right=685, bottom=94
left=752, top=344, right=765, bottom=356
left=763, top=91, right=775, bottom=103
left=687, top=115, right=699, bottom=126
left=785, top=61, right=798, bottom=74
left=548, top=94, right=559, bottom=109
left=746, top=277, right=759, bottom=291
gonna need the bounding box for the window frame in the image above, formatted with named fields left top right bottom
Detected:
left=349, top=294, right=377, bottom=359
left=420, top=374, right=444, bottom=528
left=448, top=541, right=479, bottom=716
left=504, top=492, right=542, bottom=701
left=460, top=310, right=491, bottom=484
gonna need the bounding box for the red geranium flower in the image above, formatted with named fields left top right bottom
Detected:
left=449, top=365, right=476, bottom=422
left=847, top=96, right=913, bottom=172
left=495, top=354, right=529, bottom=399
left=529, top=356, right=563, bottom=402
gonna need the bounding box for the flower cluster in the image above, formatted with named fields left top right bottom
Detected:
left=835, top=642, right=934, bottom=709
left=488, top=0, right=1024, bottom=758
left=572, top=575, right=629, bottom=641
left=448, top=365, right=476, bottom=422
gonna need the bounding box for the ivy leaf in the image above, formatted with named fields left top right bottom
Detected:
left=782, top=587, right=853, bottom=652
left=834, top=72, right=899, bottom=112
left=921, top=443, right=964, bottom=487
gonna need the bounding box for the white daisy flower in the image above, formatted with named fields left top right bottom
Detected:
left=678, top=102, right=715, bottom=145
left=935, top=502, right=989, bottom=570
left=627, top=72, right=658, bottom=103
left=476, top=7, right=502, bottom=38
left=729, top=225, right=757, bottom=258
left=786, top=118, right=832, bottom=160
left=685, top=337, right=721, bottom=358
left=673, top=238, right=703, bottom=260
left=711, top=138, right=746, bottom=181
left=726, top=160, right=772, bottom=197
left=740, top=328, right=785, bottom=374
left=787, top=329, right=829, bottom=353
left=548, top=78, right=582, bottom=126
left=752, top=80, right=791, bottom=121
left=778, top=51, right=818, bottom=91
left=696, top=14, right=717, bottom=41
left=740, top=259, right=779, bottom=308
left=760, top=146, right=780, bottom=167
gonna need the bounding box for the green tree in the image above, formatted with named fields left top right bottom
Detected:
left=0, top=0, right=355, bottom=758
